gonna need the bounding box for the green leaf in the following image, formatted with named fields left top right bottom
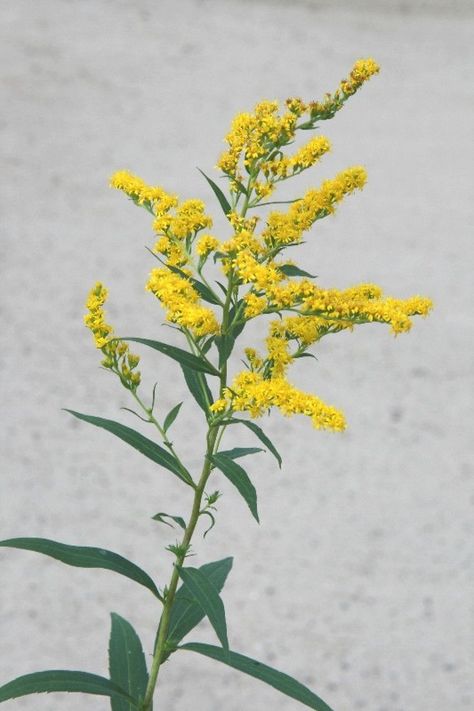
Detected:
left=108, top=613, right=148, bottom=711
left=201, top=510, right=216, bottom=538
left=165, top=557, right=233, bottom=657
left=0, top=671, right=137, bottom=706
left=180, top=644, right=334, bottom=711
left=229, top=418, right=282, bottom=468
left=191, top=279, right=223, bottom=306
left=181, top=365, right=213, bottom=415
left=219, top=447, right=264, bottom=460
left=163, top=402, right=183, bottom=432
left=152, top=513, right=186, bottom=530
left=0, top=538, right=162, bottom=600
left=200, top=336, right=215, bottom=355
left=294, top=352, right=318, bottom=361
left=64, top=410, right=193, bottom=486
left=278, top=264, right=317, bottom=279
left=198, top=168, right=232, bottom=216
left=215, top=334, right=235, bottom=369
left=210, top=454, right=259, bottom=523
left=228, top=302, right=246, bottom=340
left=178, top=567, right=229, bottom=653
left=121, top=337, right=220, bottom=377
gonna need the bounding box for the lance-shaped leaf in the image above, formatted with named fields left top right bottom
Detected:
left=215, top=334, right=236, bottom=370
left=163, top=402, right=183, bottom=432
left=229, top=418, right=282, bottom=468
left=278, top=264, right=317, bottom=279
left=180, top=644, right=334, bottom=711
left=109, top=614, right=148, bottom=711
left=210, top=454, right=259, bottom=523
left=0, top=671, right=137, bottom=706
left=152, top=512, right=186, bottom=530
left=218, top=447, right=264, bottom=460
left=178, top=567, right=229, bottom=653
left=122, top=337, right=220, bottom=376
left=64, top=410, right=193, bottom=486
left=198, top=168, right=232, bottom=216
left=181, top=365, right=213, bottom=415
left=165, top=557, right=232, bottom=657
left=0, top=538, right=161, bottom=600
left=191, top=279, right=223, bottom=306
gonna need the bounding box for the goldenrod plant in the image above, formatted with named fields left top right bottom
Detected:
left=0, top=59, right=432, bottom=710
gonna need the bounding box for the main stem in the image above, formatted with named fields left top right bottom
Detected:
left=142, top=307, right=232, bottom=710
left=141, top=424, right=219, bottom=709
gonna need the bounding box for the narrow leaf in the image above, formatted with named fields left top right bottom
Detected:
left=121, top=337, right=220, bottom=377
left=0, top=538, right=161, bottom=600
left=165, top=557, right=233, bottom=656
left=152, top=513, right=186, bottom=530
left=294, top=352, right=318, bottom=361
left=278, top=264, right=317, bottom=279
left=219, top=447, right=263, bottom=460
left=163, top=402, right=183, bottom=432
left=210, top=454, right=259, bottom=523
left=0, top=671, right=137, bottom=706
left=180, top=644, right=334, bottom=711
left=229, top=418, right=282, bottom=468
left=109, top=613, right=148, bottom=711
left=201, top=511, right=216, bottom=538
left=178, top=567, right=229, bottom=652
left=192, top=279, right=222, bottom=306
left=198, top=168, right=232, bottom=216
left=228, top=302, right=246, bottom=340
left=180, top=365, right=213, bottom=415
left=200, top=336, right=215, bottom=355
left=215, top=334, right=236, bottom=370
left=64, top=410, right=193, bottom=486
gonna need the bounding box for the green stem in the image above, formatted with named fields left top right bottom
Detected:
left=141, top=257, right=235, bottom=709
left=141, top=425, right=220, bottom=710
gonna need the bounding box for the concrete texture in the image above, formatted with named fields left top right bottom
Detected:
left=1, top=1, right=473, bottom=709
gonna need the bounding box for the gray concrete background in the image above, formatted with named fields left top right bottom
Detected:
left=1, top=1, right=473, bottom=709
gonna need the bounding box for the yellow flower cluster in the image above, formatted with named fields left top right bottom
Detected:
left=153, top=199, right=212, bottom=238
left=243, top=292, right=267, bottom=318
left=340, top=58, right=380, bottom=96
left=153, top=236, right=188, bottom=268
left=152, top=199, right=214, bottom=266
left=266, top=330, right=293, bottom=377
left=217, top=100, right=298, bottom=179
left=262, top=167, right=367, bottom=246
left=244, top=348, right=264, bottom=370
left=196, top=234, right=221, bottom=257
left=301, top=286, right=433, bottom=335
left=211, top=371, right=346, bottom=431
left=84, top=282, right=114, bottom=349
left=111, top=171, right=217, bottom=267
left=233, top=251, right=284, bottom=290
left=257, top=281, right=433, bottom=335
left=217, top=58, right=378, bottom=187
left=254, top=181, right=275, bottom=199
left=221, top=227, right=262, bottom=257
left=308, top=58, right=380, bottom=120
left=84, top=283, right=141, bottom=388
left=110, top=170, right=178, bottom=213
left=262, top=135, right=331, bottom=180
left=146, top=268, right=219, bottom=338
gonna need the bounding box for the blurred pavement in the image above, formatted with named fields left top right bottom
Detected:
left=1, top=1, right=473, bottom=709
